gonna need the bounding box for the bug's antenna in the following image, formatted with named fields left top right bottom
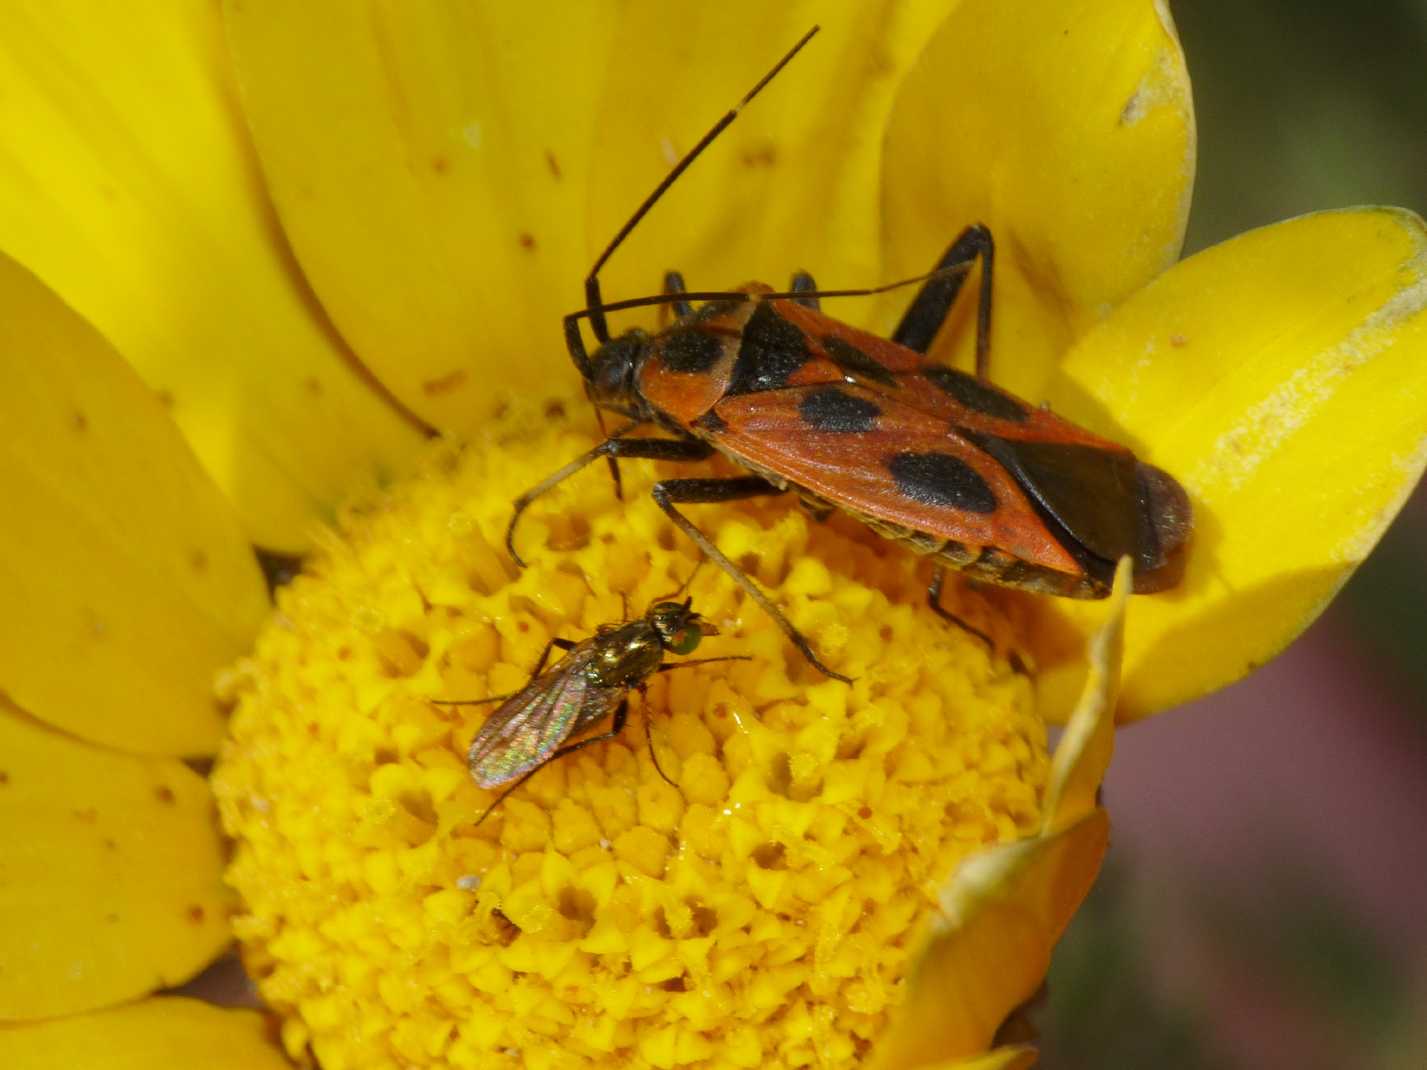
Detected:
left=583, top=26, right=820, bottom=343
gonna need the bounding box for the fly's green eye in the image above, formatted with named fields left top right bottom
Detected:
left=668, top=627, right=702, bottom=655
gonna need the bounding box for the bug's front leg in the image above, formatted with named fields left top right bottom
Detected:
left=650, top=476, right=852, bottom=684
left=506, top=432, right=714, bottom=566
left=892, top=224, right=996, bottom=377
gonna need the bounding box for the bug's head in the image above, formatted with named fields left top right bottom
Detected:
left=585, top=328, right=651, bottom=417
left=648, top=599, right=717, bottom=656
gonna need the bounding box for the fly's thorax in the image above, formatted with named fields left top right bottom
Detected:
left=585, top=329, right=653, bottom=419
left=587, top=621, right=665, bottom=688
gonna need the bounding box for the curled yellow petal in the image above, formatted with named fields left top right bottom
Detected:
left=1041, top=558, right=1128, bottom=832
left=1035, top=207, right=1427, bottom=722
left=0, top=252, right=266, bottom=755
left=0, top=998, right=287, bottom=1069
left=0, top=711, right=233, bottom=1020
left=872, top=811, right=1108, bottom=1070
left=882, top=0, right=1193, bottom=397
left=224, top=0, right=621, bottom=431
left=873, top=574, right=1127, bottom=1068
left=0, top=1, right=425, bottom=550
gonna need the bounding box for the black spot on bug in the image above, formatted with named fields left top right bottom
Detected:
left=923, top=366, right=1028, bottom=422
left=888, top=451, right=997, bottom=514
left=660, top=328, right=724, bottom=374
left=969, top=433, right=1138, bottom=581
left=693, top=409, right=727, bottom=433
left=822, top=336, right=897, bottom=387
left=728, top=303, right=809, bottom=395
left=798, top=388, right=880, bottom=433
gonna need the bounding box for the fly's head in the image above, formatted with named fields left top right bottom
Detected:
left=648, top=599, right=717, bottom=656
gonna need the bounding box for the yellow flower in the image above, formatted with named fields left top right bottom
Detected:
left=0, top=2, right=1424, bottom=1068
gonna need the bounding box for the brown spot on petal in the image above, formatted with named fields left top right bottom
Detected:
left=431, top=155, right=451, bottom=174
left=155, top=785, right=176, bottom=805
left=545, top=150, right=562, bottom=179
left=518, top=232, right=537, bottom=251
left=187, top=904, right=206, bottom=924
left=72, top=409, right=89, bottom=432
left=423, top=369, right=468, bottom=397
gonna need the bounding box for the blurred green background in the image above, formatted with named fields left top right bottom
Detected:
left=1038, top=3, right=1427, bottom=1068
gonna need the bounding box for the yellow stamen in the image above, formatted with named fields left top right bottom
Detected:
left=212, top=393, right=1046, bottom=1069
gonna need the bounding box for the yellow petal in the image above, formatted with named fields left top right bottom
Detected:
left=0, top=252, right=267, bottom=755
left=224, top=0, right=621, bottom=430
left=882, top=0, right=1193, bottom=398
left=0, top=998, right=287, bottom=1069
left=1041, top=559, right=1128, bottom=832
left=0, top=711, right=233, bottom=1019
left=589, top=3, right=954, bottom=323
left=1035, top=207, right=1427, bottom=723
left=872, top=811, right=1108, bottom=1070
left=0, top=1, right=425, bottom=550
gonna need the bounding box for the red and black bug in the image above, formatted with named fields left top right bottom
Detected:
left=452, top=597, right=744, bottom=825
left=507, top=27, right=1191, bottom=680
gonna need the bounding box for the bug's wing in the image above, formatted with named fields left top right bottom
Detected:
left=707, top=382, right=1088, bottom=576
left=466, top=653, right=612, bottom=788
left=772, top=299, right=1123, bottom=449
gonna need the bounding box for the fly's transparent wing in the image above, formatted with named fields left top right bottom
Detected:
left=466, top=649, right=617, bottom=787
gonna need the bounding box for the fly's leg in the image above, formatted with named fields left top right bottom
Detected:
left=643, top=655, right=752, bottom=786
left=435, top=637, right=577, bottom=705
left=473, top=700, right=635, bottom=827
left=789, top=271, right=820, bottom=310
left=891, top=223, right=996, bottom=378
left=651, top=477, right=852, bottom=683
left=507, top=432, right=714, bottom=566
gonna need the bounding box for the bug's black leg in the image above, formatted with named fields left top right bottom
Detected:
left=891, top=223, right=995, bottom=378
left=651, top=477, right=853, bottom=683
left=789, top=271, right=820, bottom=311
left=506, top=429, right=713, bottom=566
left=434, top=637, right=577, bottom=705
left=926, top=565, right=996, bottom=650
left=663, top=271, right=694, bottom=320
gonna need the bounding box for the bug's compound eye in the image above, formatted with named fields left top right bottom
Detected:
left=668, top=627, right=703, bottom=656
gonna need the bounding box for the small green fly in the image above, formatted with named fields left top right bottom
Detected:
left=448, top=597, right=745, bottom=825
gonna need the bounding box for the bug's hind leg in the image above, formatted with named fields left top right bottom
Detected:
left=789, top=271, right=820, bottom=310
left=892, top=224, right=995, bottom=377
left=926, top=565, right=996, bottom=650
left=650, top=476, right=852, bottom=683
